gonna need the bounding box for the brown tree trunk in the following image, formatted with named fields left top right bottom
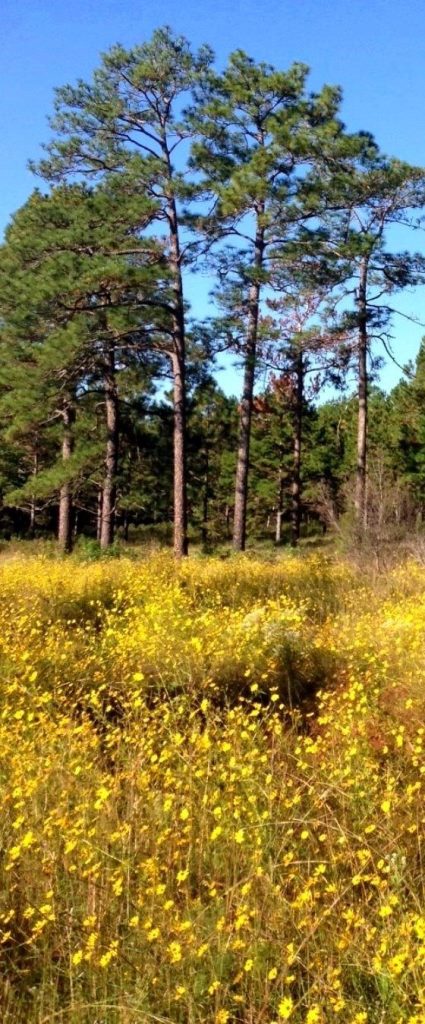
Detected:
left=29, top=501, right=36, bottom=539
left=100, top=350, right=119, bottom=550
left=275, top=462, right=284, bottom=545
left=29, top=450, right=38, bottom=539
left=225, top=504, right=231, bottom=539
left=58, top=403, right=75, bottom=553
left=123, top=511, right=129, bottom=543
left=96, top=487, right=103, bottom=542
left=201, top=446, right=209, bottom=549
left=233, top=214, right=265, bottom=551
left=166, top=192, right=188, bottom=558
left=355, top=258, right=369, bottom=532
left=291, top=350, right=304, bottom=548
left=171, top=344, right=188, bottom=558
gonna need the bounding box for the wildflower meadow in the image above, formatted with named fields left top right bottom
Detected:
left=0, top=548, right=425, bottom=1023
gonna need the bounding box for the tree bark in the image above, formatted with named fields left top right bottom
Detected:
left=171, top=345, right=188, bottom=557
left=291, top=350, right=304, bottom=548
left=166, top=189, right=188, bottom=558
left=100, top=349, right=119, bottom=550
left=275, top=461, right=285, bottom=545
left=29, top=450, right=38, bottom=539
left=96, top=487, right=103, bottom=542
left=58, top=402, right=75, bottom=553
left=225, top=504, right=231, bottom=539
left=201, top=446, right=209, bottom=549
left=123, top=511, right=129, bottom=543
left=355, top=257, right=369, bottom=532
left=233, top=213, right=265, bottom=551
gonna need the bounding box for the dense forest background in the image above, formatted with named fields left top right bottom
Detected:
left=1, top=26, right=425, bottom=556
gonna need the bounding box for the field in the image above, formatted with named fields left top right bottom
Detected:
left=0, top=548, right=425, bottom=1024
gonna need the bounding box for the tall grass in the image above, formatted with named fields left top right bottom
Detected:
left=0, top=550, right=424, bottom=1022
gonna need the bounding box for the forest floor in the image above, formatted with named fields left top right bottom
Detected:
left=0, top=546, right=424, bottom=1023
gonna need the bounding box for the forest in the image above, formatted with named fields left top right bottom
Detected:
left=3, top=23, right=425, bottom=1024
left=1, top=26, right=425, bottom=556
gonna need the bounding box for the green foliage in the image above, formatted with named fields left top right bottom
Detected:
left=0, top=26, right=425, bottom=550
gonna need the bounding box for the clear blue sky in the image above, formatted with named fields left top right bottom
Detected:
left=2, top=0, right=425, bottom=394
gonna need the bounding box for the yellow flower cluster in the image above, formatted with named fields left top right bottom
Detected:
left=0, top=549, right=424, bottom=1022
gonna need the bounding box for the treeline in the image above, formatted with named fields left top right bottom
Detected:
left=1, top=27, right=425, bottom=554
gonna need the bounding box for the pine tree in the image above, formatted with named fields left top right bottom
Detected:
left=390, top=340, right=425, bottom=510
left=192, top=52, right=361, bottom=549
left=32, top=27, right=214, bottom=556
left=187, top=378, right=238, bottom=547
left=318, top=156, right=425, bottom=531
left=0, top=181, right=165, bottom=550
left=263, top=287, right=350, bottom=544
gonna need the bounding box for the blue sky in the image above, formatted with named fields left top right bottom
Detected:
left=2, top=0, right=425, bottom=395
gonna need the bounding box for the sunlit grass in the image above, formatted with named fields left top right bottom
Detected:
left=0, top=549, right=424, bottom=1022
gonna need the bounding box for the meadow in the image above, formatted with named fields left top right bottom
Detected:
left=0, top=547, right=425, bottom=1024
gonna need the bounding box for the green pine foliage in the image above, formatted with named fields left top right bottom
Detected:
left=0, top=27, right=424, bottom=550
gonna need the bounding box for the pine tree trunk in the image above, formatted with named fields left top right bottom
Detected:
left=123, top=511, right=129, bottom=543
left=96, top=488, right=103, bottom=542
left=275, top=462, right=284, bottom=544
left=28, top=450, right=38, bottom=539
left=58, top=403, right=75, bottom=553
left=29, top=501, right=36, bottom=539
left=233, top=215, right=265, bottom=551
left=225, top=504, right=231, bottom=539
left=201, top=447, right=209, bottom=548
left=100, top=350, right=118, bottom=550
left=169, top=241, right=188, bottom=556
left=167, top=191, right=188, bottom=558
left=291, top=351, right=304, bottom=548
left=171, top=345, right=188, bottom=558
left=355, top=258, right=369, bottom=532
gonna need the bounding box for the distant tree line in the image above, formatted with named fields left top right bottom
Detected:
left=1, top=27, right=425, bottom=554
